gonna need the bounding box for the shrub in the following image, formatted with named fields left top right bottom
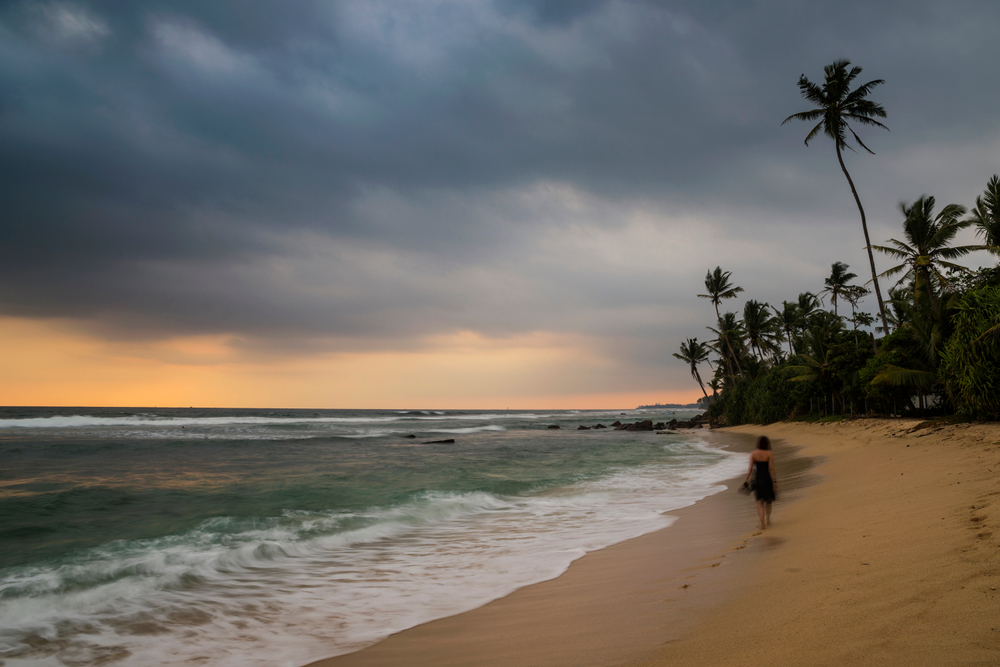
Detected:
left=939, top=286, right=1000, bottom=419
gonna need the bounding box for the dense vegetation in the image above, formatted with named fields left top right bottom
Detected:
left=673, top=61, right=1000, bottom=424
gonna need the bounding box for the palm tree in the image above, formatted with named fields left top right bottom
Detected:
left=708, top=312, right=746, bottom=378
left=743, top=300, right=780, bottom=361
left=796, top=292, right=821, bottom=331
left=698, top=267, right=744, bottom=375
left=819, top=261, right=857, bottom=317
left=783, top=60, right=890, bottom=331
left=707, top=377, right=721, bottom=401
left=673, top=338, right=711, bottom=401
left=872, top=195, right=976, bottom=309
left=698, top=267, right=744, bottom=319
left=966, top=174, right=1000, bottom=257
left=772, top=301, right=800, bottom=356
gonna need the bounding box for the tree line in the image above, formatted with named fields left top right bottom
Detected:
left=673, top=60, right=1000, bottom=424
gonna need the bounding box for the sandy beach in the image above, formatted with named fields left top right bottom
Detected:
left=308, top=419, right=1000, bottom=667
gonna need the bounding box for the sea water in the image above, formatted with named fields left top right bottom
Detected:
left=0, top=407, right=744, bottom=667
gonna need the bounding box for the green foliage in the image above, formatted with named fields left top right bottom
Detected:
left=938, top=286, right=1000, bottom=419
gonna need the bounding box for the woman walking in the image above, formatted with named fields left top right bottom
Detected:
left=743, top=435, right=777, bottom=530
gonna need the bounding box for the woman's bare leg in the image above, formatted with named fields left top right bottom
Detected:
left=764, top=501, right=772, bottom=527
left=756, top=500, right=766, bottom=530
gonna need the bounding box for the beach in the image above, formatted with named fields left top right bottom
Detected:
left=310, top=419, right=1000, bottom=667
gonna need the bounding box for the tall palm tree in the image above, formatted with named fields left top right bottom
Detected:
left=698, top=267, right=744, bottom=375
left=819, top=261, right=857, bottom=317
left=783, top=60, right=890, bottom=331
left=966, top=174, right=1000, bottom=257
left=872, top=195, right=976, bottom=309
left=673, top=338, right=711, bottom=401
left=698, top=267, right=744, bottom=319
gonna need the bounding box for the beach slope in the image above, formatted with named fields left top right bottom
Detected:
left=637, top=419, right=1000, bottom=667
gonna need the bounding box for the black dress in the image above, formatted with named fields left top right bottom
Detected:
left=753, top=459, right=775, bottom=503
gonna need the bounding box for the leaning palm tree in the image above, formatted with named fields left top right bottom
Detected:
left=819, top=261, right=857, bottom=317
left=673, top=338, right=711, bottom=402
left=783, top=60, right=890, bottom=331
left=966, top=174, right=1000, bottom=258
left=698, top=267, right=744, bottom=375
left=872, top=195, right=976, bottom=309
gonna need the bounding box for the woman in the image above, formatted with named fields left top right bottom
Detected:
left=743, top=435, right=777, bottom=530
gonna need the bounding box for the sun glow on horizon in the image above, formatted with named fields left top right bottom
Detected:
left=0, top=318, right=700, bottom=409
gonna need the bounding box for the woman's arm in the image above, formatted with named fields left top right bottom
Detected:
left=744, top=455, right=754, bottom=484
left=768, top=452, right=777, bottom=488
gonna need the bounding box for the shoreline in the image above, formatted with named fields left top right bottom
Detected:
left=306, top=419, right=1000, bottom=667
left=307, top=428, right=820, bottom=667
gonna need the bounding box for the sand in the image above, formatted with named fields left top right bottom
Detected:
left=307, top=419, right=1000, bottom=667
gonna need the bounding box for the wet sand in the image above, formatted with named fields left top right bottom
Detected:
left=307, top=419, right=1000, bottom=667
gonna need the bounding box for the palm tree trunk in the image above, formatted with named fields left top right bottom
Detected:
left=835, top=142, right=889, bottom=332
left=693, top=367, right=709, bottom=401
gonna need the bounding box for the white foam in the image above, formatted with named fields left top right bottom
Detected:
left=0, top=440, right=743, bottom=667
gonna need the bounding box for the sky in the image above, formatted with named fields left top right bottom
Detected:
left=2, top=0, right=999, bottom=409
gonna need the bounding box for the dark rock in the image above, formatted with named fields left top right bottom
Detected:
left=653, top=422, right=665, bottom=430
left=422, top=438, right=456, bottom=444
left=611, top=420, right=622, bottom=427
left=577, top=425, right=591, bottom=430
left=547, top=424, right=561, bottom=429
left=403, top=434, right=416, bottom=439
left=614, top=423, right=630, bottom=430
left=626, top=419, right=654, bottom=431
left=594, top=424, right=606, bottom=429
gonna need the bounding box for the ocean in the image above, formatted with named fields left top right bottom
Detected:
left=0, top=406, right=744, bottom=667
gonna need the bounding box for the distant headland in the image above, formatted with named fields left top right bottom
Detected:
left=634, top=403, right=701, bottom=410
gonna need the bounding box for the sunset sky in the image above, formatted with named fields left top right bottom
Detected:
left=2, top=0, right=999, bottom=409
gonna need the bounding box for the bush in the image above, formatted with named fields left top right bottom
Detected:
left=939, top=286, right=1000, bottom=419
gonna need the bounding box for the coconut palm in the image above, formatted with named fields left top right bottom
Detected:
left=772, top=301, right=800, bottom=356
left=672, top=338, right=711, bottom=401
left=708, top=312, right=746, bottom=378
left=819, top=261, right=857, bottom=317
left=782, top=60, right=890, bottom=331
left=872, top=195, right=976, bottom=309
left=743, top=300, right=780, bottom=361
left=966, top=174, right=1000, bottom=257
left=698, top=267, right=744, bottom=375
left=796, top=292, right=822, bottom=331
left=698, top=267, right=744, bottom=319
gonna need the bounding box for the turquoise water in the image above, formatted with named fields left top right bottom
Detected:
left=0, top=407, right=742, bottom=667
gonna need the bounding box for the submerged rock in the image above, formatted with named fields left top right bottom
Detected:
left=422, top=438, right=456, bottom=444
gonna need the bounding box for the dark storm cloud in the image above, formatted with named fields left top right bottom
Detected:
left=2, top=0, right=999, bottom=363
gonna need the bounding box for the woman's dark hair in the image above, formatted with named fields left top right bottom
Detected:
left=756, top=435, right=771, bottom=450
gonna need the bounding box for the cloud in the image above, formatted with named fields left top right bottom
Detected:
left=1, top=0, right=999, bottom=405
